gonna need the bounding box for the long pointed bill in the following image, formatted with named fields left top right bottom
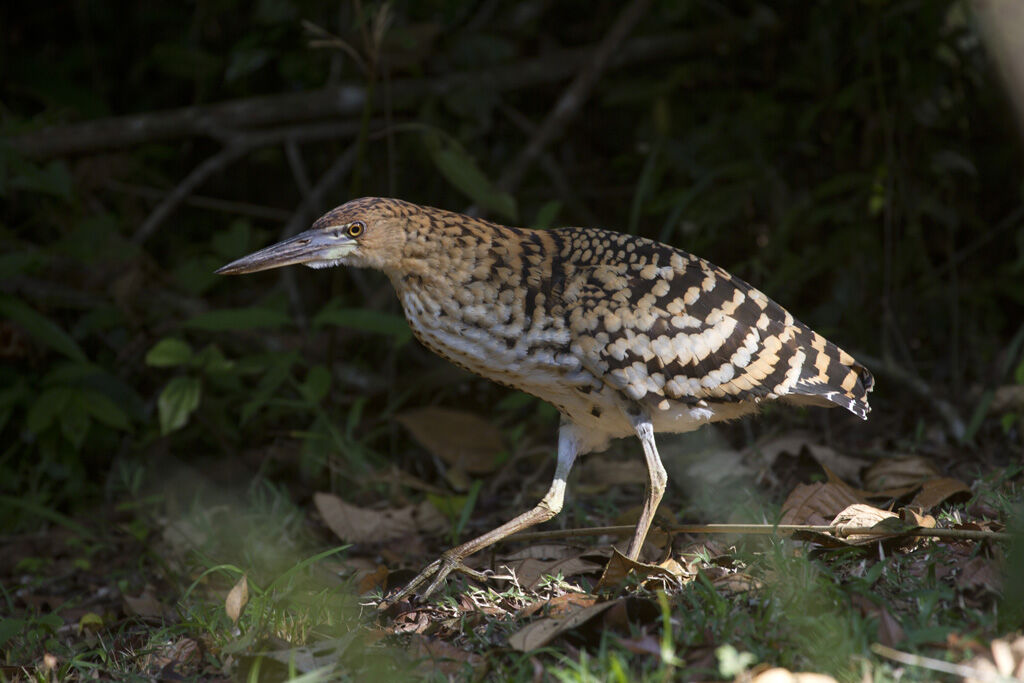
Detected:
left=215, top=229, right=357, bottom=275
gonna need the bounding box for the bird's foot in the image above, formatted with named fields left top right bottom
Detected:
left=378, top=551, right=490, bottom=610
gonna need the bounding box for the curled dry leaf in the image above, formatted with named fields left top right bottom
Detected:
left=314, top=492, right=446, bottom=544
left=594, top=548, right=688, bottom=591
left=225, top=574, right=248, bottom=624
left=831, top=504, right=901, bottom=544
left=396, top=407, right=505, bottom=474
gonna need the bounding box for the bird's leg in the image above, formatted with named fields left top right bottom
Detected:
left=624, top=417, right=668, bottom=561
left=380, top=422, right=581, bottom=608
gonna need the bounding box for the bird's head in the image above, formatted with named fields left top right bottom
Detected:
left=216, top=197, right=411, bottom=276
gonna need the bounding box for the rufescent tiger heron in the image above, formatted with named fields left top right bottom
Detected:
left=217, top=197, right=873, bottom=606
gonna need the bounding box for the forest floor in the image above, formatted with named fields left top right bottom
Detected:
left=2, top=407, right=1022, bottom=682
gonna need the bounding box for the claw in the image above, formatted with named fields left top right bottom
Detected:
left=378, top=553, right=488, bottom=610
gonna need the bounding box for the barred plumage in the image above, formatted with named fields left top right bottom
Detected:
left=218, top=196, right=873, bottom=604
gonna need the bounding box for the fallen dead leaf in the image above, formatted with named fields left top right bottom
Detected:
left=779, top=481, right=863, bottom=526
left=123, top=585, right=174, bottom=620
left=139, top=637, right=203, bottom=674
left=908, top=477, right=972, bottom=509
left=862, top=455, right=940, bottom=491
left=408, top=636, right=485, bottom=676
left=956, top=556, right=1002, bottom=593
left=518, top=592, right=597, bottom=620
left=898, top=506, right=937, bottom=529
left=831, top=504, right=901, bottom=544
left=508, top=600, right=621, bottom=651
left=595, top=548, right=687, bottom=591
left=750, top=432, right=871, bottom=483
left=357, top=564, right=390, bottom=595
left=396, top=407, right=505, bottom=474
left=225, top=574, right=248, bottom=623
left=314, top=492, right=446, bottom=544
left=505, top=555, right=604, bottom=590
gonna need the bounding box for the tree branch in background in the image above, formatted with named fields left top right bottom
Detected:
left=497, top=0, right=654, bottom=193
left=10, top=31, right=721, bottom=159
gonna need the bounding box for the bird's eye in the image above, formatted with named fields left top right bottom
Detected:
left=347, top=221, right=365, bottom=238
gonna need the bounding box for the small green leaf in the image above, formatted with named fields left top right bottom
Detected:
left=193, top=344, right=234, bottom=373
left=79, top=388, right=131, bottom=431
left=312, top=304, right=412, bottom=343
left=158, top=376, right=202, bottom=435
left=421, top=130, right=517, bottom=221
left=146, top=338, right=194, bottom=367
left=300, top=364, right=331, bottom=404
left=532, top=200, right=563, bottom=230
left=26, top=387, right=74, bottom=434
left=0, top=295, right=87, bottom=362
left=185, top=307, right=291, bottom=331
left=60, top=394, right=91, bottom=450
left=0, top=618, right=26, bottom=648
left=1015, top=356, right=1024, bottom=385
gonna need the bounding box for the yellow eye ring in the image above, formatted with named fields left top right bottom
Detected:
left=347, top=221, right=365, bottom=238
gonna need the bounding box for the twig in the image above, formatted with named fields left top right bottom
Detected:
left=131, top=120, right=369, bottom=245
left=132, top=143, right=249, bottom=245
left=509, top=522, right=1010, bottom=543
left=497, top=0, right=653, bottom=193
left=871, top=643, right=1016, bottom=683
left=10, top=31, right=718, bottom=159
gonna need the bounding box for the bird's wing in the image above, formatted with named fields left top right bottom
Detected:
left=555, top=232, right=872, bottom=418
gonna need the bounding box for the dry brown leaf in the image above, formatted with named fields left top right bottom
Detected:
left=408, top=636, right=484, bottom=676
left=225, top=574, right=248, bottom=623
left=507, top=556, right=604, bottom=590
left=356, top=565, right=389, bottom=595
left=508, top=600, right=621, bottom=651
left=595, top=548, right=686, bottom=591
left=139, top=637, right=203, bottom=674
left=750, top=432, right=871, bottom=482
left=956, top=556, right=1002, bottom=593
left=908, top=477, right=972, bottom=509
left=314, top=492, right=446, bottom=543
left=898, top=506, right=937, bottom=529
left=780, top=481, right=863, bottom=526
left=123, top=586, right=173, bottom=619
left=518, top=592, right=596, bottom=620
left=396, top=407, right=505, bottom=474
left=751, top=669, right=838, bottom=683
left=863, top=455, right=940, bottom=491
left=831, top=504, right=901, bottom=544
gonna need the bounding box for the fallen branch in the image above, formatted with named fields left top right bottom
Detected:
left=509, top=522, right=1010, bottom=543
left=10, top=31, right=725, bottom=159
